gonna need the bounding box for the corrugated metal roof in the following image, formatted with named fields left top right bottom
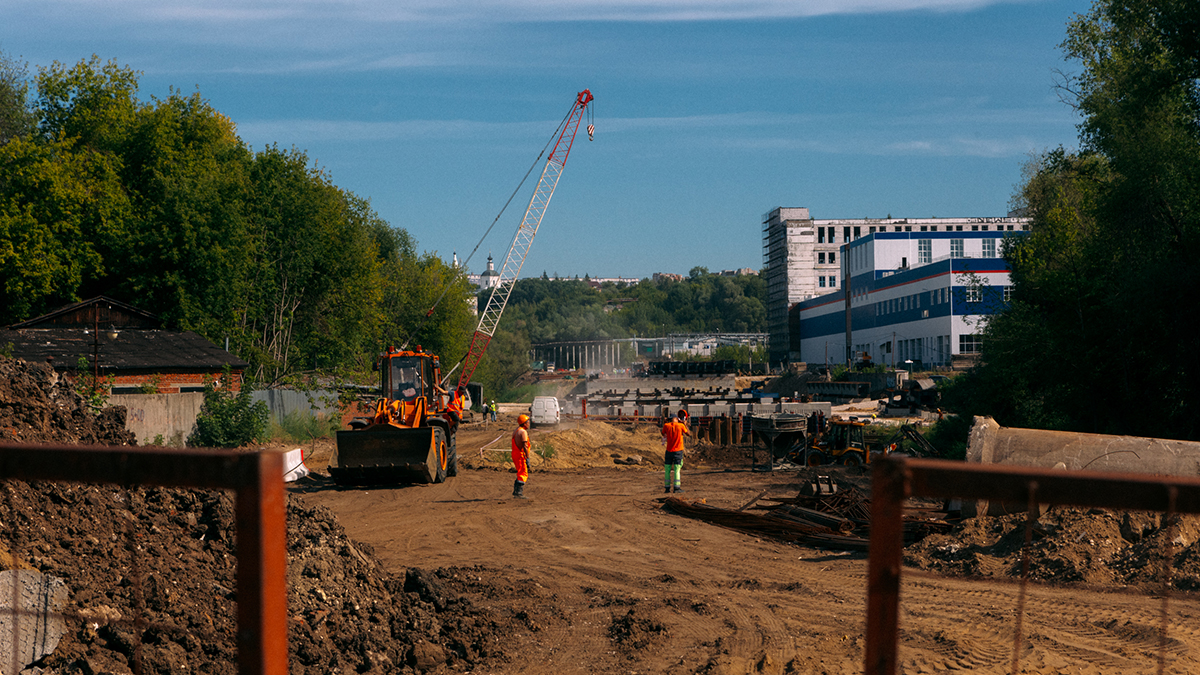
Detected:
left=4, top=328, right=248, bottom=372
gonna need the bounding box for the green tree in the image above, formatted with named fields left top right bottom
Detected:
left=189, top=373, right=269, bottom=448
left=960, top=1, right=1200, bottom=440
left=0, top=48, right=34, bottom=145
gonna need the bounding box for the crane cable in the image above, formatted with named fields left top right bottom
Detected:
left=398, top=102, right=578, bottom=351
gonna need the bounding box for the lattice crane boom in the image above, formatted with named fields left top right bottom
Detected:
left=455, top=89, right=593, bottom=394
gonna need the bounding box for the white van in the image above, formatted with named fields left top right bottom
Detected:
left=530, top=396, right=561, bottom=426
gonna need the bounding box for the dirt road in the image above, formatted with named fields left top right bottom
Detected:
left=296, top=422, right=1200, bottom=675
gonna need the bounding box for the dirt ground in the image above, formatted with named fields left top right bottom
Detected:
left=6, top=353, right=1200, bottom=675
left=288, top=416, right=1200, bottom=675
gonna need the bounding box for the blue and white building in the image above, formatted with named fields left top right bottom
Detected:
left=763, top=210, right=1027, bottom=367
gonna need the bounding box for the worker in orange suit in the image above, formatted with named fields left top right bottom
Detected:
left=661, top=409, right=690, bottom=494
left=511, top=413, right=531, bottom=499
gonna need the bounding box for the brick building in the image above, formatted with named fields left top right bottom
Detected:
left=4, top=296, right=248, bottom=394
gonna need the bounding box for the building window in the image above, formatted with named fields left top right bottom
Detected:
left=869, top=226, right=876, bottom=233
left=853, top=226, right=861, bottom=239
left=829, top=276, right=836, bottom=287
left=982, top=239, right=996, bottom=258
left=918, top=239, right=931, bottom=264
left=904, top=226, right=912, bottom=232
left=1003, top=285, right=1013, bottom=302
left=950, top=239, right=964, bottom=258
left=819, top=276, right=826, bottom=288
left=972, top=225, right=979, bottom=231
left=920, top=226, right=927, bottom=232
left=956, top=225, right=963, bottom=231
left=965, top=287, right=981, bottom=303
left=818, top=252, right=826, bottom=264
left=982, top=225, right=989, bottom=231
left=960, top=334, right=982, bottom=353
left=818, top=228, right=825, bottom=244
left=829, top=251, right=835, bottom=264
left=843, top=227, right=851, bottom=242
left=894, top=226, right=902, bottom=232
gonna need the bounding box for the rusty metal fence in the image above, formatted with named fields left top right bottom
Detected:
left=866, top=456, right=1200, bottom=675
left=0, top=443, right=287, bottom=675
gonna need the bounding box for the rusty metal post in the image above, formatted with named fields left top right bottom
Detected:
left=235, top=451, right=288, bottom=675
left=865, top=456, right=907, bottom=675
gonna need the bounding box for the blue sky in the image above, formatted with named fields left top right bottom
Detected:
left=3, top=0, right=1089, bottom=279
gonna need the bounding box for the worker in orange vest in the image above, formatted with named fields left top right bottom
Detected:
left=661, top=409, right=691, bottom=494
left=511, top=413, right=531, bottom=499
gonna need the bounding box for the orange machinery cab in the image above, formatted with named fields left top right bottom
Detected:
left=805, top=419, right=880, bottom=468
left=330, top=346, right=458, bottom=484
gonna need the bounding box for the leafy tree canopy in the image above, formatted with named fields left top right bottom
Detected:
left=0, top=53, right=474, bottom=389
left=962, top=0, right=1200, bottom=440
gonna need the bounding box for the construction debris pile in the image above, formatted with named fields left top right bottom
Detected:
left=0, top=355, right=515, bottom=674
left=0, top=357, right=134, bottom=445
left=1, top=479, right=513, bottom=674
left=904, top=506, right=1200, bottom=591
left=663, top=478, right=953, bottom=551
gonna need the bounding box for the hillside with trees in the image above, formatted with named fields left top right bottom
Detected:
left=945, top=0, right=1200, bottom=441
left=0, top=54, right=475, bottom=388
left=1, top=53, right=765, bottom=398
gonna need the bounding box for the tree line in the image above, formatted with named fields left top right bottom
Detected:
left=0, top=54, right=475, bottom=388
left=944, top=0, right=1200, bottom=442
left=470, top=268, right=768, bottom=395
left=1, top=53, right=768, bottom=398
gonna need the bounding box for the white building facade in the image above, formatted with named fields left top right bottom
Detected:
left=762, top=208, right=1029, bottom=367
left=794, top=224, right=1027, bottom=369
left=763, top=208, right=844, bottom=364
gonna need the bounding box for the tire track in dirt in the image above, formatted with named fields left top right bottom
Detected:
left=300, top=466, right=1200, bottom=674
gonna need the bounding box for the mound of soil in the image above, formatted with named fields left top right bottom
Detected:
left=0, top=355, right=516, bottom=674
left=905, top=506, right=1200, bottom=591
left=1, top=479, right=513, bottom=674
left=0, top=357, right=135, bottom=446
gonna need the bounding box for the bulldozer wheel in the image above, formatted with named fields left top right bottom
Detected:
left=433, top=428, right=448, bottom=483
left=447, top=434, right=458, bottom=477
left=805, top=451, right=827, bottom=467
left=840, top=452, right=863, bottom=468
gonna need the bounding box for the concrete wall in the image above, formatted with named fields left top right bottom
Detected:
left=251, top=389, right=339, bottom=422
left=110, top=393, right=204, bottom=446
left=964, top=416, right=1200, bottom=515
left=111, top=389, right=341, bottom=446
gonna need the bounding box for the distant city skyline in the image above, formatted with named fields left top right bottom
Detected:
left=3, top=0, right=1089, bottom=278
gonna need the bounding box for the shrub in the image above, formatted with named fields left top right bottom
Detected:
left=269, top=410, right=340, bottom=442
left=189, top=373, right=269, bottom=448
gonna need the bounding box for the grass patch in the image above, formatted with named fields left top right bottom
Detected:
left=535, top=442, right=556, bottom=460
left=269, top=410, right=340, bottom=442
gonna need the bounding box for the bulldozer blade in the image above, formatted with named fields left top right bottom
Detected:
left=331, top=427, right=438, bottom=484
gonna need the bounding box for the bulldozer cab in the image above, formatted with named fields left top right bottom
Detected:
left=807, top=419, right=869, bottom=466
left=379, top=347, right=446, bottom=411
left=386, top=355, right=434, bottom=406
left=827, top=421, right=864, bottom=452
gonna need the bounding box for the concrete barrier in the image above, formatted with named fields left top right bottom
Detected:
left=110, top=393, right=204, bottom=446
left=251, top=389, right=339, bottom=423
left=964, top=416, right=1200, bottom=515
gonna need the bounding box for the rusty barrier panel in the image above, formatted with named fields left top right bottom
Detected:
left=0, top=443, right=287, bottom=675
left=865, top=456, right=1200, bottom=675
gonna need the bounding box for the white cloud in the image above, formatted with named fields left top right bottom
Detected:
left=22, top=0, right=1042, bottom=25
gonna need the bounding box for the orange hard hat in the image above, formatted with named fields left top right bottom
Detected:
left=518, top=414, right=530, bottom=426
